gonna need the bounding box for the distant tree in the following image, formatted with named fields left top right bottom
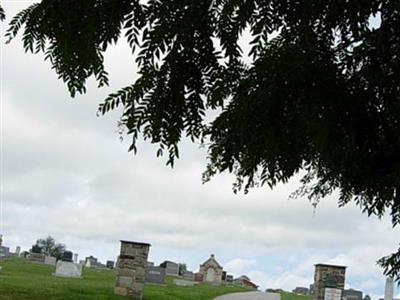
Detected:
left=32, top=236, right=66, bottom=260
left=3, top=0, right=400, bottom=282
left=178, top=263, right=187, bottom=276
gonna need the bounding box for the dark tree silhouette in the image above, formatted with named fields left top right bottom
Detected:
left=3, top=1, right=400, bottom=281
left=32, top=236, right=66, bottom=260
left=0, top=5, right=5, bottom=21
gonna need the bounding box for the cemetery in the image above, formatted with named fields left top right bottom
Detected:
left=0, top=256, right=251, bottom=300
left=1, top=234, right=398, bottom=300
left=0, top=236, right=397, bottom=300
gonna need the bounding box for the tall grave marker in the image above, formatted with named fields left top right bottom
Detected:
left=384, top=277, right=394, bottom=300
left=114, top=240, right=151, bottom=300
left=314, top=264, right=346, bottom=300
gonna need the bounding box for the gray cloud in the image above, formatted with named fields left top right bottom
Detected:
left=1, top=1, right=399, bottom=296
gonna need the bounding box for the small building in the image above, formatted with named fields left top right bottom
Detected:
left=293, top=287, right=310, bottom=295
left=226, top=274, right=234, bottom=283
left=343, top=289, right=363, bottom=300
left=160, top=261, right=179, bottom=276
left=234, top=275, right=258, bottom=290
left=199, top=254, right=224, bottom=284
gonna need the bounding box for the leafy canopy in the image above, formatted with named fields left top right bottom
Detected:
left=4, top=0, right=400, bottom=281
left=31, top=236, right=66, bottom=260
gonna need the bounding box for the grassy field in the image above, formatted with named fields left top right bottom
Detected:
left=0, top=257, right=248, bottom=300
left=280, top=291, right=313, bottom=300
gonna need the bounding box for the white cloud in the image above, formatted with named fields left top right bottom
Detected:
left=1, top=2, right=399, bottom=298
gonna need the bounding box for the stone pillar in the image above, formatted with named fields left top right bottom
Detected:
left=313, top=264, right=346, bottom=300
left=73, top=253, right=78, bottom=264
left=384, top=277, right=394, bottom=300
left=15, top=246, right=21, bottom=256
left=114, top=240, right=151, bottom=300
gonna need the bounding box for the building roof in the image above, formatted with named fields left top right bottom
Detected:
left=200, top=254, right=223, bottom=269
left=241, top=278, right=259, bottom=289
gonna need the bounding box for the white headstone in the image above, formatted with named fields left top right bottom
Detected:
left=85, top=259, right=91, bottom=268
left=73, top=253, right=78, bottom=264
left=44, top=256, right=57, bottom=266
left=15, top=246, right=21, bottom=256
left=384, top=277, right=394, bottom=300
left=54, top=261, right=82, bottom=278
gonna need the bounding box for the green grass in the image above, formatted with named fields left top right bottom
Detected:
left=0, top=257, right=248, bottom=300
left=280, top=291, right=313, bottom=300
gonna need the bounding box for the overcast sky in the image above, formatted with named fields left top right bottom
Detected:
left=1, top=1, right=400, bottom=297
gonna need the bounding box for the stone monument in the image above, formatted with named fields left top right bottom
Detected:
left=0, top=234, right=10, bottom=257
left=384, top=277, right=394, bottom=300
left=54, top=251, right=82, bottom=278
left=29, top=245, right=45, bottom=263
left=145, top=266, right=166, bottom=285
left=106, top=260, right=115, bottom=269
left=73, top=253, right=78, bottom=264
left=44, top=256, right=57, bottom=266
left=15, top=246, right=21, bottom=256
left=313, top=264, right=346, bottom=300
left=114, top=240, right=151, bottom=300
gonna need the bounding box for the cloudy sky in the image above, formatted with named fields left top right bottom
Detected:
left=1, top=1, right=399, bottom=297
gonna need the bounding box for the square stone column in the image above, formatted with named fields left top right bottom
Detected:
left=313, top=264, right=346, bottom=300
left=114, top=240, right=151, bottom=300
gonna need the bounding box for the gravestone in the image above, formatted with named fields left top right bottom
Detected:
left=114, top=240, right=151, bottom=300
left=147, top=261, right=155, bottom=267
left=63, top=251, right=73, bottom=262
left=106, top=260, right=115, bottom=269
left=194, top=273, right=204, bottom=282
left=29, top=249, right=45, bottom=264
left=226, top=274, right=234, bottom=283
left=342, top=289, right=363, bottom=300
left=384, top=277, right=394, bottom=300
left=222, top=271, right=227, bottom=281
left=145, top=266, right=166, bottom=285
left=173, top=279, right=196, bottom=286
left=159, top=261, right=179, bottom=276
left=15, top=246, right=21, bottom=256
left=85, top=255, right=98, bottom=267
left=54, top=260, right=82, bottom=278
left=54, top=250, right=82, bottom=278
left=183, top=271, right=194, bottom=281
left=44, top=256, right=57, bottom=266
left=0, top=235, right=10, bottom=257
left=73, top=253, right=78, bottom=264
